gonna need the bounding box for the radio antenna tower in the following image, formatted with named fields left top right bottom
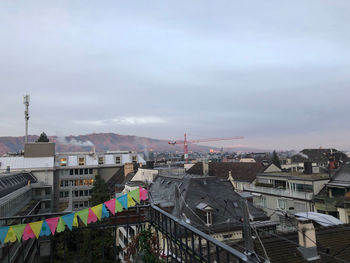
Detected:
left=23, top=95, right=30, bottom=143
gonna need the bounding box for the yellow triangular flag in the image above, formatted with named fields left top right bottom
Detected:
left=29, top=221, right=43, bottom=239
left=128, top=192, right=136, bottom=207
left=4, top=227, right=16, bottom=243
left=91, top=204, right=102, bottom=221
left=73, top=213, right=79, bottom=227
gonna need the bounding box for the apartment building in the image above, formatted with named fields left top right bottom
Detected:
left=56, top=151, right=146, bottom=210
left=244, top=172, right=329, bottom=231
left=0, top=143, right=146, bottom=211
left=313, top=164, right=350, bottom=222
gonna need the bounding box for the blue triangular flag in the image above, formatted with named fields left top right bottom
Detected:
left=117, top=194, right=128, bottom=209
left=62, top=213, right=75, bottom=231
left=102, top=204, right=109, bottom=219
left=40, top=220, right=51, bottom=237
left=0, top=226, right=9, bottom=244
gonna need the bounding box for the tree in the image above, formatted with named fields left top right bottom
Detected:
left=90, top=174, right=110, bottom=205
left=271, top=150, right=281, bottom=169
left=49, top=174, right=120, bottom=262
left=37, top=132, right=49, bottom=142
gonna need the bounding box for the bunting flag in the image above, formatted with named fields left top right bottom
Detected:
left=23, top=224, right=35, bottom=240
left=0, top=188, right=148, bottom=243
left=140, top=187, right=148, bottom=201
left=76, top=209, right=89, bottom=226
left=104, top=199, right=116, bottom=215
left=115, top=199, right=123, bottom=213
left=46, top=217, right=59, bottom=235
left=0, top=227, right=9, bottom=244
left=87, top=208, right=98, bottom=224
left=72, top=213, right=79, bottom=227
left=117, top=195, right=128, bottom=209
left=101, top=204, right=109, bottom=219
left=127, top=192, right=136, bottom=207
left=129, top=188, right=140, bottom=203
left=4, top=227, right=16, bottom=243
left=56, top=217, right=66, bottom=233
left=12, top=224, right=26, bottom=241
left=40, top=221, right=51, bottom=237
left=30, top=221, right=43, bottom=239
left=91, top=204, right=102, bottom=221
left=62, top=214, right=75, bottom=231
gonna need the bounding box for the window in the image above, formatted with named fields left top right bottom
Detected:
left=60, top=158, right=67, bottom=166
left=70, top=169, right=74, bottom=175
left=65, top=181, right=68, bottom=187
left=89, top=168, right=93, bottom=174
left=79, top=169, right=84, bottom=175
left=115, top=156, right=121, bottom=164
left=132, top=156, right=137, bottom=163
left=278, top=199, right=287, bottom=210
left=79, top=157, right=85, bottom=166
left=80, top=191, right=84, bottom=196
left=75, top=169, right=79, bottom=175
left=98, top=156, right=104, bottom=165
left=64, top=191, right=69, bottom=197
left=206, top=211, right=213, bottom=226
left=60, top=192, right=63, bottom=198
left=74, top=191, right=79, bottom=197
left=84, top=168, right=88, bottom=174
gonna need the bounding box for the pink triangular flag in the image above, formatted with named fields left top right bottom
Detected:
left=104, top=199, right=116, bottom=215
left=22, top=224, right=35, bottom=240
left=139, top=187, right=148, bottom=201
left=46, top=217, right=59, bottom=235
left=87, top=208, right=98, bottom=224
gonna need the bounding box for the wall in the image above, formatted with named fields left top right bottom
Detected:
left=98, top=167, right=120, bottom=182
left=31, top=170, right=55, bottom=186
left=24, top=143, right=55, bottom=158
left=132, top=168, right=158, bottom=183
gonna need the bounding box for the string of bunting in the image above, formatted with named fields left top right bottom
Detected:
left=0, top=187, right=148, bottom=244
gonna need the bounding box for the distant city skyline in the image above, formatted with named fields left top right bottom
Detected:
left=1, top=1, right=350, bottom=150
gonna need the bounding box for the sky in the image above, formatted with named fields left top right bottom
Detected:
left=1, top=0, right=350, bottom=151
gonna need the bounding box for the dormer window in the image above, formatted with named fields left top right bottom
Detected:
left=98, top=156, right=104, bottom=165
left=206, top=211, right=213, bottom=226
left=115, top=156, right=121, bottom=164
left=60, top=158, right=67, bottom=166
left=132, top=156, right=137, bottom=163
left=196, top=202, right=213, bottom=226
left=78, top=157, right=85, bottom=166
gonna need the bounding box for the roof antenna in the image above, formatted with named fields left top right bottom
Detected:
left=23, top=95, right=30, bottom=143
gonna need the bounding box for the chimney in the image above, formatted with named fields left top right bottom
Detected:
left=203, top=161, right=209, bottom=176
left=297, top=220, right=320, bottom=261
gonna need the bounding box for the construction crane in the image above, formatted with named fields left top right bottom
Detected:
left=168, top=133, right=244, bottom=163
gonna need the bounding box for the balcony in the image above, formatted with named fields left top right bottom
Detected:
left=0, top=204, right=256, bottom=263
left=244, top=185, right=314, bottom=200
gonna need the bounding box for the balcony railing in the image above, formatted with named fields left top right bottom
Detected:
left=0, top=204, right=256, bottom=263
left=244, top=185, right=314, bottom=200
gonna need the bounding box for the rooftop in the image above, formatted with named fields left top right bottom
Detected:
left=258, top=172, right=330, bottom=181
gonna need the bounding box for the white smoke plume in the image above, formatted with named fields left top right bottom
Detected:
left=56, top=137, right=94, bottom=147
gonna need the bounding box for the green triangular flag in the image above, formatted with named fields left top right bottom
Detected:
left=56, top=217, right=66, bottom=233
left=76, top=209, right=89, bottom=226
left=115, top=199, right=123, bottom=213
left=12, top=224, right=26, bottom=241
left=129, top=189, right=140, bottom=204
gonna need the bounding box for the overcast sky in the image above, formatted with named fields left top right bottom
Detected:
left=1, top=0, right=350, bottom=150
